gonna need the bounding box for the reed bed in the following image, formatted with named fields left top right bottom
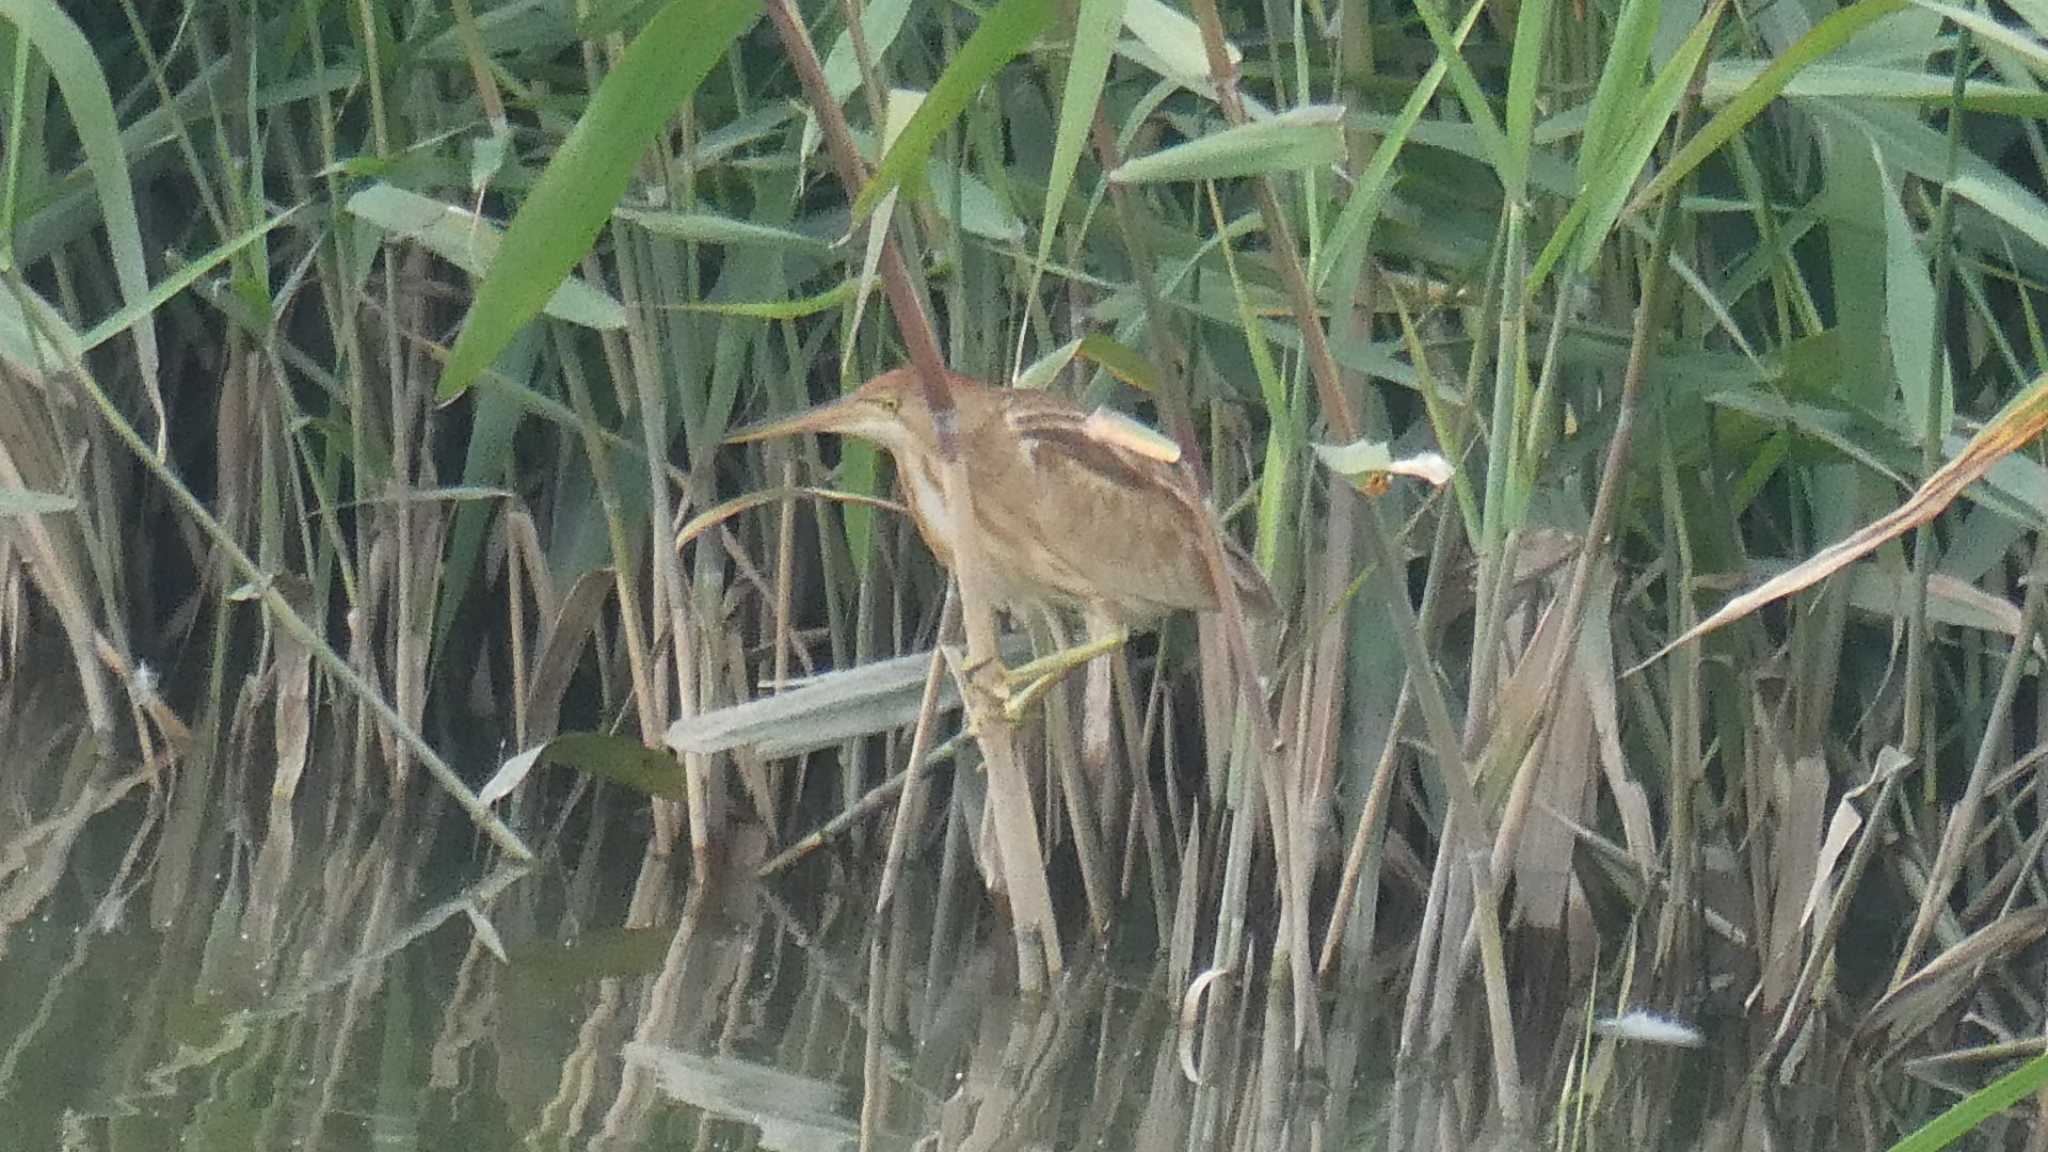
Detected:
left=4, top=0, right=2048, bottom=1147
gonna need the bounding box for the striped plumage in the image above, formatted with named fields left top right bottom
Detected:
left=727, top=367, right=1277, bottom=633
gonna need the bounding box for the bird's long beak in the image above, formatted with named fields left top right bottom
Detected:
left=725, top=394, right=863, bottom=445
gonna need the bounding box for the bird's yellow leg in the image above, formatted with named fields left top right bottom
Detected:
left=947, top=624, right=1130, bottom=725
left=998, top=625, right=1129, bottom=723
left=939, top=643, right=995, bottom=741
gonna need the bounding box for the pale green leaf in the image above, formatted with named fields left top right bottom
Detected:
left=617, top=207, right=832, bottom=252
left=1110, top=104, right=1346, bottom=183
left=347, top=184, right=626, bottom=330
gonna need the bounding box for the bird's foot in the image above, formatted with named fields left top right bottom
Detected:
left=938, top=644, right=996, bottom=740
left=944, top=628, right=1131, bottom=727
left=997, top=626, right=1130, bottom=723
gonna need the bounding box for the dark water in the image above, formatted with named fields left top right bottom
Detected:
left=0, top=678, right=1391, bottom=1152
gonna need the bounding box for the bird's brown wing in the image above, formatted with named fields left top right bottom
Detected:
left=992, top=397, right=1277, bottom=623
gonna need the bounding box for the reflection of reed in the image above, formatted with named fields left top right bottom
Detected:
left=0, top=720, right=1667, bottom=1152
left=0, top=742, right=157, bottom=1098
left=0, top=726, right=146, bottom=964
left=585, top=830, right=777, bottom=1150
left=624, top=1043, right=857, bottom=1151
left=11, top=598, right=2030, bottom=1152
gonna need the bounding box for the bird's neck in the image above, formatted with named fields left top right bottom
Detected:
left=893, top=448, right=958, bottom=567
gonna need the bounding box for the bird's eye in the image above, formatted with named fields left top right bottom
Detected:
left=873, top=394, right=899, bottom=413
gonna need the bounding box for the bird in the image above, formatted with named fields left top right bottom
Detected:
left=726, top=366, right=1279, bottom=714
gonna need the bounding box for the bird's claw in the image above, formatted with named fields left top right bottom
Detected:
left=940, top=645, right=1011, bottom=738
left=946, top=629, right=1131, bottom=728
left=999, top=669, right=1062, bottom=723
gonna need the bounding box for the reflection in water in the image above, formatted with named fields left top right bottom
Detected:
left=0, top=668, right=1386, bottom=1152
left=623, top=1043, right=858, bottom=1151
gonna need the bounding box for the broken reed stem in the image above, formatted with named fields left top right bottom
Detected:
left=759, top=0, right=1060, bottom=988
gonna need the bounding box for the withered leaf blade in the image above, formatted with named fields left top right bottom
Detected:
left=1635, top=371, right=2048, bottom=675
left=1859, top=906, right=2048, bottom=1049
left=665, top=635, right=1033, bottom=759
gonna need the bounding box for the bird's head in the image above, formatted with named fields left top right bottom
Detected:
left=725, top=367, right=949, bottom=459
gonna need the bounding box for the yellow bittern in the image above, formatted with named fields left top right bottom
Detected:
left=727, top=366, right=1278, bottom=714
